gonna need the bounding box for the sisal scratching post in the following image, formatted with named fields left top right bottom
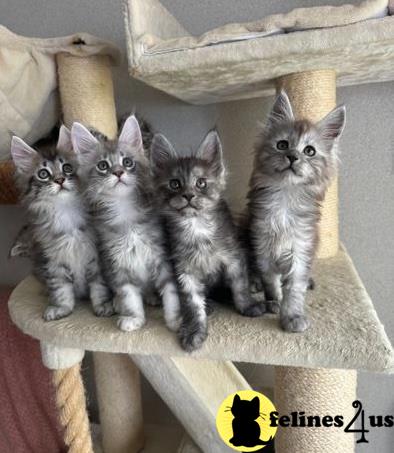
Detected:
left=93, top=353, right=144, bottom=453
left=274, top=367, right=357, bottom=453
left=53, top=363, right=93, bottom=453
left=0, top=161, right=18, bottom=204
left=56, top=53, right=145, bottom=452
left=276, top=70, right=338, bottom=259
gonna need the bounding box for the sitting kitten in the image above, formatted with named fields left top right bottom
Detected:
left=150, top=130, right=265, bottom=352
left=71, top=115, right=181, bottom=332
left=11, top=127, right=113, bottom=320
left=246, top=91, right=346, bottom=332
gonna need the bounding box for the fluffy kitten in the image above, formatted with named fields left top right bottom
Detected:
left=71, top=115, right=181, bottom=332
left=150, top=130, right=265, bottom=352
left=11, top=126, right=113, bottom=320
left=246, top=91, right=346, bottom=332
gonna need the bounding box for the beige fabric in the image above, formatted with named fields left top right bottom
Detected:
left=275, top=367, right=357, bottom=453
left=93, top=353, right=145, bottom=453
left=8, top=246, right=394, bottom=373
left=135, top=0, right=388, bottom=54
left=125, top=0, right=394, bottom=104
left=0, top=25, right=120, bottom=160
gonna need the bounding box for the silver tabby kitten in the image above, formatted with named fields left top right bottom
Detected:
left=246, top=91, right=346, bottom=332
left=71, top=115, right=181, bottom=332
left=151, top=130, right=265, bottom=352
left=11, top=127, right=113, bottom=320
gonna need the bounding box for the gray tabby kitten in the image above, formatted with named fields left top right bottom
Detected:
left=151, top=130, right=265, bottom=352
left=71, top=115, right=181, bottom=332
left=11, top=127, right=113, bottom=320
left=246, top=91, right=346, bottom=332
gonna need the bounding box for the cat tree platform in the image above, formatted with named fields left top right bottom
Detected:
left=125, top=0, right=394, bottom=104
left=8, top=246, right=394, bottom=452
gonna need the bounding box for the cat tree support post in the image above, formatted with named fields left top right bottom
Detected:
left=49, top=53, right=145, bottom=453
left=274, top=70, right=357, bottom=453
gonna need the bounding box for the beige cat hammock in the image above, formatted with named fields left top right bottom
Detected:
left=4, top=0, right=394, bottom=452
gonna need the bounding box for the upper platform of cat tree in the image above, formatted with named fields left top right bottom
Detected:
left=8, top=246, right=394, bottom=373
left=125, top=0, right=394, bottom=104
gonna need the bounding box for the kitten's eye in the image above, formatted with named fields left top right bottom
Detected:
left=37, top=169, right=50, bottom=180
left=62, top=163, right=73, bottom=175
left=97, top=160, right=109, bottom=172
left=169, top=179, right=181, bottom=190
left=196, top=178, right=207, bottom=189
left=303, top=145, right=316, bottom=157
left=277, top=140, right=289, bottom=150
left=122, top=157, right=135, bottom=169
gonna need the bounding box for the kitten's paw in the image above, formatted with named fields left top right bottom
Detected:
left=240, top=302, right=267, bottom=317
left=178, top=325, right=208, bottom=352
left=265, top=300, right=280, bottom=314
left=43, top=306, right=73, bottom=321
left=93, top=301, right=114, bottom=317
left=117, top=315, right=145, bottom=332
left=165, top=315, right=182, bottom=332
left=250, top=278, right=264, bottom=294
left=280, top=315, right=310, bottom=333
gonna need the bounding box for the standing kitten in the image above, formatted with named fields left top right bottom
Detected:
left=150, top=130, right=265, bottom=352
left=246, top=91, right=346, bottom=332
left=71, top=115, right=181, bottom=332
left=11, top=127, right=113, bottom=320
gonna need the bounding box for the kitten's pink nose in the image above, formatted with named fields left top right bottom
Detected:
left=183, top=194, right=195, bottom=202
left=54, top=177, right=65, bottom=186
left=286, top=155, right=298, bottom=164
left=113, top=169, right=124, bottom=178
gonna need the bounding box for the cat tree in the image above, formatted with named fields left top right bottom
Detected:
left=6, top=1, right=394, bottom=452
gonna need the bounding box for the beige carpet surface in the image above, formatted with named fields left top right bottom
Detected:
left=8, top=247, right=394, bottom=373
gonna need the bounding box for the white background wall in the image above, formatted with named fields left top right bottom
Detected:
left=1, top=0, right=393, bottom=451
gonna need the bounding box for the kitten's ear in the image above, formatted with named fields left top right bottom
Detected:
left=10, top=136, right=37, bottom=172
left=71, top=122, right=99, bottom=163
left=233, top=394, right=241, bottom=405
left=118, top=115, right=143, bottom=151
left=268, top=91, right=294, bottom=125
left=316, top=105, right=346, bottom=143
left=57, top=125, right=73, bottom=152
left=196, top=130, right=224, bottom=174
left=251, top=396, right=260, bottom=410
left=150, top=133, right=177, bottom=172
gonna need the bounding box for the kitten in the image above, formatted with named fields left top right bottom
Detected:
left=150, top=130, right=265, bottom=352
left=246, top=91, right=346, bottom=332
left=71, top=115, right=181, bottom=332
left=11, top=126, right=113, bottom=320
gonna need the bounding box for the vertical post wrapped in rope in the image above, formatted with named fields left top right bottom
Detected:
left=274, top=366, right=357, bottom=453
left=276, top=70, right=338, bottom=258
left=53, top=363, right=93, bottom=453
left=56, top=52, right=145, bottom=453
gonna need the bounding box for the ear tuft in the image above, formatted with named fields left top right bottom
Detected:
left=10, top=136, right=37, bottom=172
left=317, top=104, right=346, bottom=142
left=268, top=91, right=294, bottom=126
left=196, top=130, right=223, bottom=174
left=71, top=122, right=99, bottom=162
left=57, top=125, right=73, bottom=152
left=118, top=115, right=143, bottom=151
left=150, top=133, right=177, bottom=172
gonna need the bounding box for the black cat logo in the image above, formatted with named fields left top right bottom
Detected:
left=229, top=394, right=273, bottom=448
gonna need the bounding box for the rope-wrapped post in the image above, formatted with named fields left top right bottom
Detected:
left=274, top=367, right=357, bottom=453
left=276, top=70, right=338, bottom=259
left=56, top=52, right=145, bottom=453
left=53, top=363, right=93, bottom=453
left=0, top=161, right=18, bottom=204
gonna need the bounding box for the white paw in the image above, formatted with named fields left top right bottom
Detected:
left=93, top=301, right=114, bottom=317
left=165, top=315, right=182, bottom=332
left=117, top=315, right=145, bottom=332
left=281, top=315, right=310, bottom=333
left=43, top=306, right=72, bottom=321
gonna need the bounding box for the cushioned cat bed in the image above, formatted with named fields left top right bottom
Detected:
left=125, top=0, right=394, bottom=104
left=8, top=246, right=394, bottom=373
